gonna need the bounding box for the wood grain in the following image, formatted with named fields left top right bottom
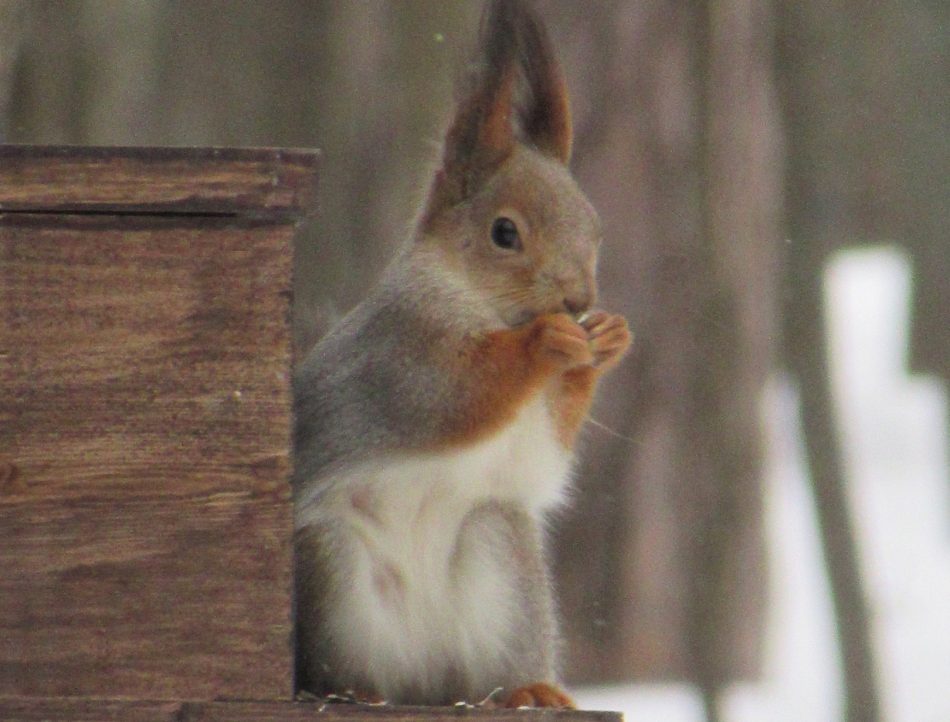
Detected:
left=0, top=145, right=319, bottom=219
left=0, top=698, right=623, bottom=722
left=1, top=207, right=296, bottom=698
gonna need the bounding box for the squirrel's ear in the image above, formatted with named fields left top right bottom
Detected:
left=476, top=0, right=573, bottom=165
left=424, top=1, right=571, bottom=222
left=424, top=3, right=518, bottom=221
left=513, top=0, right=572, bottom=165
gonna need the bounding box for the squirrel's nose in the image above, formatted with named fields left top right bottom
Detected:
left=562, top=291, right=593, bottom=316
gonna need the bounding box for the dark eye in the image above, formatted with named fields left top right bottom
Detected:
left=490, top=217, right=521, bottom=251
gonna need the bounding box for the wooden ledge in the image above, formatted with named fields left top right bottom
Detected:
left=0, top=698, right=623, bottom=722
left=0, top=144, right=320, bottom=220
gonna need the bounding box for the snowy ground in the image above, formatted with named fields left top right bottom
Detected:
left=571, top=247, right=950, bottom=722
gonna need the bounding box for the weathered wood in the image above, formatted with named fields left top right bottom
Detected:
left=1, top=217, right=292, bottom=504
left=0, top=145, right=319, bottom=218
left=0, top=497, right=290, bottom=699
left=0, top=148, right=304, bottom=700
left=0, top=698, right=622, bottom=722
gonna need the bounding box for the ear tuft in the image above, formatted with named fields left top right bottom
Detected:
left=424, top=0, right=572, bottom=222
left=476, top=0, right=573, bottom=165
left=503, top=0, right=573, bottom=164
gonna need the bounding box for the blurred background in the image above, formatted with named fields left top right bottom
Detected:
left=1, top=1, right=946, bottom=721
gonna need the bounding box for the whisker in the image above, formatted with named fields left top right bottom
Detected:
left=487, top=287, right=548, bottom=305
left=585, top=416, right=638, bottom=444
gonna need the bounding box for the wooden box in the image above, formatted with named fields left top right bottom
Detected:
left=0, top=146, right=619, bottom=722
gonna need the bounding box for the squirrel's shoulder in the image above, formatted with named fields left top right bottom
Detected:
left=292, top=252, right=503, bottom=484
left=297, top=252, right=497, bottom=380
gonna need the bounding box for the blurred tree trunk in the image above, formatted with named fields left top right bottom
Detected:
left=0, top=0, right=28, bottom=141
left=775, top=0, right=948, bottom=383
left=545, top=1, right=778, bottom=708
left=775, top=3, right=882, bottom=716
left=776, top=2, right=949, bottom=720
left=8, top=1, right=162, bottom=142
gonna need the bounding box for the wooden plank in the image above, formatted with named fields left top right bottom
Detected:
left=0, top=214, right=295, bottom=698
left=0, top=145, right=319, bottom=218
left=0, top=216, right=292, bottom=502
left=0, top=497, right=291, bottom=699
left=0, top=698, right=623, bottom=722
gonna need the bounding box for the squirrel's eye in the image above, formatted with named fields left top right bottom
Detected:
left=490, top=217, right=521, bottom=251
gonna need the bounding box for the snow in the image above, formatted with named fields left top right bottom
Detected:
left=572, top=247, right=950, bottom=721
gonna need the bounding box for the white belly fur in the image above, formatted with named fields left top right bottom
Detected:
left=295, top=395, right=572, bottom=700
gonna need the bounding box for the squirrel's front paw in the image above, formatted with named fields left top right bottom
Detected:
left=532, top=314, right=595, bottom=369
left=581, top=310, right=632, bottom=370
left=502, top=682, right=575, bottom=709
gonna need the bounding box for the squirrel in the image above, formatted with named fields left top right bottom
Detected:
left=292, top=0, right=631, bottom=709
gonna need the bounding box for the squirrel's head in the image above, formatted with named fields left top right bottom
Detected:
left=416, top=0, right=600, bottom=328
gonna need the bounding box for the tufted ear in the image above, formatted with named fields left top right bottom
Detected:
left=424, top=0, right=572, bottom=221
left=512, top=0, right=572, bottom=164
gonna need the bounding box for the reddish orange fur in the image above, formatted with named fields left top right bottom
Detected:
left=551, top=366, right=598, bottom=448
left=478, top=67, right=517, bottom=157
left=551, top=312, right=631, bottom=447
left=424, top=312, right=631, bottom=452
left=426, top=314, right=587, bottom=450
